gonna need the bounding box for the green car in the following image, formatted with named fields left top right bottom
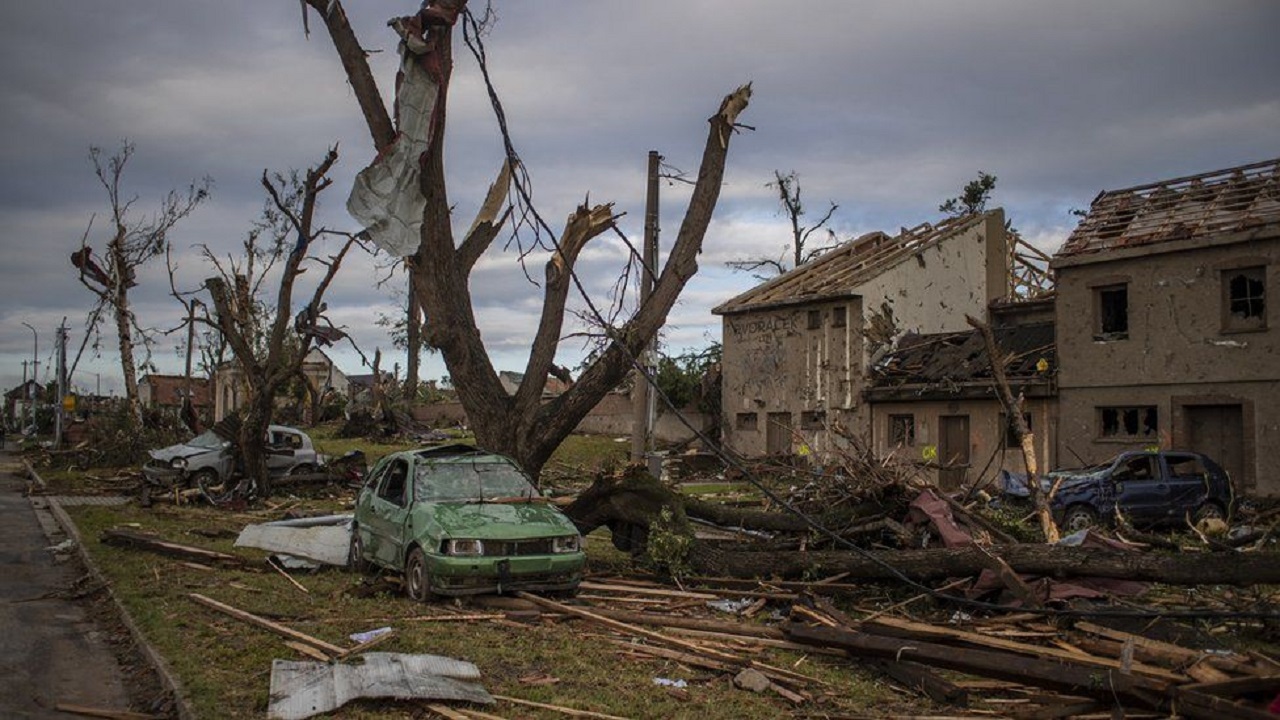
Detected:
left=349, top=444, right=585, bottom=599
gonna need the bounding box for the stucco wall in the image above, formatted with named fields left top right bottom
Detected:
left=869, top=397, right=1056, bottom=490
left=720, top=212, right=1008, bottom=457
left=1054, top=234, right=1280, bottom=495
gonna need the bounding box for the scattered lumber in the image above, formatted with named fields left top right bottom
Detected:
left=52, top=704, right=161, bottom=720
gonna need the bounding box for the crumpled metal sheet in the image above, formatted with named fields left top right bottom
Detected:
left=268, top=652, right=492, bottom=720
left=235, top=517, right=353, bottom=567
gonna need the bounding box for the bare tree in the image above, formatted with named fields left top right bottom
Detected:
left=302, top=1, right=751, bottom=481
left=71, top=141, right=210, bottom=422
left=726, top=170, right=837, bottom=279
left=202, top=147, right=360, bottom=497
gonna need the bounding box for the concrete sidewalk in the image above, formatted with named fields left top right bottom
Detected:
left=0, top=447, right=133, bottom=718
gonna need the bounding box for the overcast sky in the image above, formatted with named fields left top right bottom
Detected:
left=1, top=1, right=1277, bottom=398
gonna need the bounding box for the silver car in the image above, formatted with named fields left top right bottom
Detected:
left=143, top=425, right=322, bottom=497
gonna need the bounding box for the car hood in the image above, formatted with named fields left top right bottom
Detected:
left=147, top=444, right=221, bottom=463
left=1001, top=468, right=1105, bottom=498
left=418, top=501, right=578, bottom=541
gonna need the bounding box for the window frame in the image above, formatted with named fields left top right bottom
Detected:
left=1221, top=265, right=1267, bottom=333
left=807, top=309, right=822, bottom=330
left=889, top=414, right=916, bottom=447
left=1097, top=405, right=1158, bottom=441
left=735, top=412, right=759, bottom=431
left=1094, top=283, right=1130, bottom=340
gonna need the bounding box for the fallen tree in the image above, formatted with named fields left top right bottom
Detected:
left=686, top=542, right=1280, bottom=586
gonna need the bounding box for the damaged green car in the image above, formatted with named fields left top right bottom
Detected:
left=349, top=444, right=585, bottom=599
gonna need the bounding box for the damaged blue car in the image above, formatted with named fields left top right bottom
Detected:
left=1001, top=450, right=1235, bottom=532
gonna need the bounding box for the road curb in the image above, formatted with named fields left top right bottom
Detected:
left=26, top=462, right=197, bottom=720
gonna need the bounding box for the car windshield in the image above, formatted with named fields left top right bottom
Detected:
left=414, top=460, right=537, bottom=502
left=186, top=430, right=226, bottom=450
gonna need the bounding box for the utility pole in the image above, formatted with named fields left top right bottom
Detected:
left=21, top=322, right=37, bottom=436
left=55, top=319, right=67, bottom=447
left=631, top=151, right=661, bottom=468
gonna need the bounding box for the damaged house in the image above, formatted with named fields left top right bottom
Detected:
left=1052, top=157, right=1280, bottom=497
left=867, top=297, right=1056, bottom=489
left=713, top=211, right=1011, bottom=456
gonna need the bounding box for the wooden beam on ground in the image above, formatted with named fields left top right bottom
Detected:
left=876, top=660, right=969, bottom=707
left=492, top=694, right=633, bottom=720
left=101, top=529, right=244, bottom=568
left=188, top=593, right=345, bottom=656
left=785, top=623, right=1169, bottom=706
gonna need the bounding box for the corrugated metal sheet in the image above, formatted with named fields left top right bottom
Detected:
left=268, top=653, right=491, bottom=720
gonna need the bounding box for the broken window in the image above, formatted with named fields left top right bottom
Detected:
left=378, top=459, right=409, bottom=506
left=1001, top=412, right=1032, bottom=449
left=807, top=309, right=822, bottom=330
left=889, top=414, right=915, bottom=446
left=831, top=305, right=847, bottom=328
left=1116, top=455, right=1156, bottom=481
left=1095, top=284, right=1129, bottom=339
left=800, top=410, right=826, bottom=430
left=1222, top=266, right=1266, bottom=331
left=1099, top=406, right=1158, bottom=439
left=735, top=412, right=758, bottom=431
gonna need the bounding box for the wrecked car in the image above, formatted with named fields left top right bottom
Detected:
left=1001, top=450, right=1234, bottom=532
left=142, top=424, right=323, bottom=499
left=349, top=444, right=585, bottom=599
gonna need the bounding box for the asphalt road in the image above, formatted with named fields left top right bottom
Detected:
left=0, top=446, right=133, bottom=718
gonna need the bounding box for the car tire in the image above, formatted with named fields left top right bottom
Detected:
left=347, top=525, right=368, bottom=574
left=290, top=463, right=315, bottom=476
left=1193, top=502, right=1227, bottom=524
left=405, top=547, right=431, bottom=602
left=193, top=468, right=231, bottom=505
left=1062, top=505, right=1099, bottom=533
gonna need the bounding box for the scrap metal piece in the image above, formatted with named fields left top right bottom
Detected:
left=267, top=652, right=492, bottom=720
left=235, top=515, right=354, bottom=567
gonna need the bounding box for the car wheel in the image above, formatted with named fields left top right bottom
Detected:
left=405, top=547, right=431, bottom=602
left=193, top=469, right=231, bottom=505
left=1063, top=505, right=1099, bottom=533
left=289, top=463, right=316, bottom=476
left=1193, top=502, right=1227, bottom=524
left=347, top=525, right=368, bottom=573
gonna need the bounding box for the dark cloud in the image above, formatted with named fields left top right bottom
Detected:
left=2, top=0, right=1278, bottom=393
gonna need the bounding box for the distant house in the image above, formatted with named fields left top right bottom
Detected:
left=713, top=211, right=1012, bottom=456
left=214, top=348, right=350, bottom=421
left=1051, top=157, right=1280, bottom=496
left=867, top=298, right=1057, bottom=489
left=138, top=374, right=212, bottom=414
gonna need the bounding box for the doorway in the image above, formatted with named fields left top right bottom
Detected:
left=938, top=415, right=970, bottom=489
left=1185, top=404, right=1246, bottom=490
left=766, top=412, right=792, bottom=455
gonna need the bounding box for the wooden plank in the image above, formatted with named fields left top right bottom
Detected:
left=585, top=607, right=785, bottom=638
left=188, top=593, right=345, bottom=656
left=876, top=660, right=968, bottom=707
left=52, top=704, right=160, bottom=720
left=493, top=694, right=633, bottom=720
left=284, top=640, right=331, bottom=662
left=1074, top=621, right=1257, bottom=675
left=785, top=623, right=1168, bottom=705
left=865, top=616, right=1185, bottom=683
left=577, top=581, right=718, bottom=600
left=101, top=529, right=244, bottom=567
left=1175, top=688, right=1277, bottom=720
left=1182, top=675, right=1280, bottom=697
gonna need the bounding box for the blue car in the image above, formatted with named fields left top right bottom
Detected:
left=1001, top=450, right=1235, bottom=532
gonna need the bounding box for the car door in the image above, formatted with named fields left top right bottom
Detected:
left=363, top=458, right=413, bottom=567
left=1162, top=453, right=1211, bottom=519
left=1113, top=453, right=1170, bottom=524
left=264, top=428, right=298, bottom=475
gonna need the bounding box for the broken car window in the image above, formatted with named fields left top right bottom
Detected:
left=415, top=461, right=537, bottom=502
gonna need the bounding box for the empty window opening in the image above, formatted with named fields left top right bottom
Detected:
left=831, top=306, right=847, bottom=328
left=1097, top=285, right=1129, bottom=338
left=807, top=309, right=822, bottom=330
left=889, top=414, right=915, bottom=446
left=801, top=410, right=826, bottom=430
left=1224, top=267, right=1265, bottom=330
left=735, top=412, right=758, bottom=431
left=1099, top=406, right=1157, bottom=439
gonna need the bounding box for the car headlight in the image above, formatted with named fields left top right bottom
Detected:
left=553, top=535, right=582, bottom=554
left=445, top=539, right=484, bottom=556
left=170, top=457, right=188, bottom=470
